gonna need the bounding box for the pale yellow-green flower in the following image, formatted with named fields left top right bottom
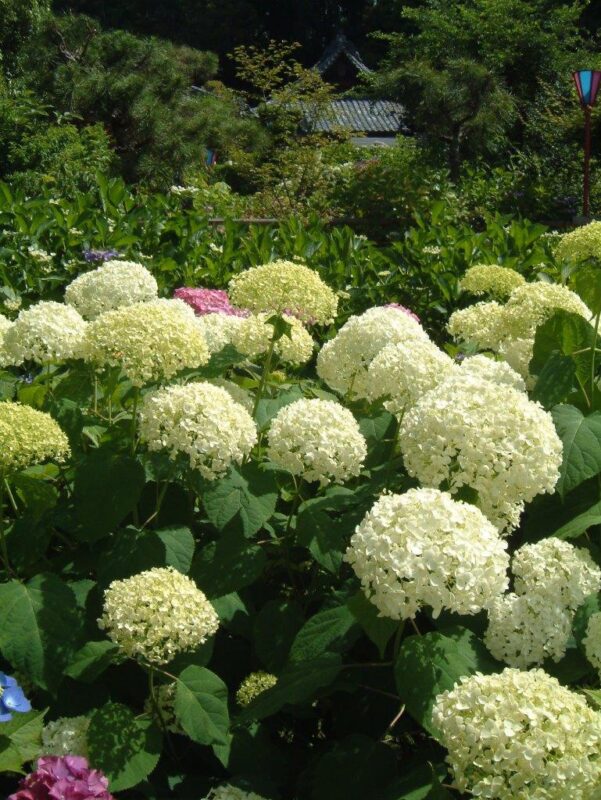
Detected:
left=228, top=260, right=338, bottom=324
left=502, top=281, right=591, bottom=340
left=460, top=264, right=525, bottom=299
left=3, top=301, right=87, bottom=365
left=99, top=566, right=219, bottom=665
left=65, top=260, right=158, bottom=319
left=346, top=488, right=508, bottom=621
left=556, top=220, right=601, bottom=263
left=204, top=787, right=269, bottom=800
left=459, top=354, right=526, bottom=391
left=82, top=299, right=209, bottom=386
left=0, top=402, right=70, bottom=473
left=0, top=314, right=13, bottom=367
left=139, top=382, right=257, bottom=480
left=230, top=312, right=314, bottom=365
left=236, top=672, right=277, bottom=707
left=447, top=301, right=506, bottom=351
left=583, top=612, right=601, bottom=676
left=41, top=716, right=90, bottom=757
left=433, top=668, right=601, bottom=800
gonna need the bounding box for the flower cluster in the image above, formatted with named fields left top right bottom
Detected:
left=555, top=219, right=601, bottom=263
left=41, top=716, right=90, bottom=758
left=432, top=668, right=601, bottom=800
left=345, top=488, right=508, bottom=620
left=460, top=264, right=525, bottom=298
left=267, top=398, right=367, bottom=485
left=228, top=260, right=338, bottom=324
left=82, top=299, right=209, bottom=386
left=459, top=354, right=525, bottom=391
left=316, top=306, right=430, bottom=398
left=0, top=673, right=31, bottom=721
left=204, top=786, right=269, bottom=800
left=65, top=260, right=158, bottom=319
left=139, top=382, right=257, bottom=480
left=399, top=375, right=562, bottom=531
left=208, top=378, right=253, bottom=412
left=236, top=672, right=278, bottom=707
left=384, top=303, right=420, bottom=322
left=502, top=281, right=591, bottom=340
left=9, top=756, right=114, bottom=800
left=484, top=538, right=601, bottom=667
left=3, top=302, right=87, bottom=365
left=83, top=248, right=120, bottom=263
left=447, top=301, right=507, bottom=351
left=197, top=312, right=245, bottom=353
left=0, top=314, right=13, bottom=366
left=174, top=287, right=247, bottom=316
left=231, top=313, right=314, bottom=365
left=0, top=402, right=70, bottom=474
left=366, top=339, right=454, bottom=415
left=583, top=612, right=601, bottom=676
left=99, top=566, right=219, bottom=665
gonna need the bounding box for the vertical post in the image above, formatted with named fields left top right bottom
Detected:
left=584, top=105, right=592, bottom=217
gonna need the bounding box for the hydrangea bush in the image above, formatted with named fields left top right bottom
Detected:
left=0, top=248, right=599, bottom=800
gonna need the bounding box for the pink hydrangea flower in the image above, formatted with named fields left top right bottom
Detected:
left=384, top=303, right=420, bottom=323
left=174, top=288, right=248, bottom=317
left=9, top=756, right=114, bottom=800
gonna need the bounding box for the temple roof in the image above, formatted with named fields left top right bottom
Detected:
left=301, top=98, right=408, bottom=135
left=313, top=33, right=372, bottom=76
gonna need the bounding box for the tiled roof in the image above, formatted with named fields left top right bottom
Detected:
left=314, top=33, right=372, bottom=75
left=302, top=98, right=408, bottom=135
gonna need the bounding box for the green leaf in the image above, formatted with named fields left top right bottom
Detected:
left=174, top=666, right=229, bottom=746
left=0, top=709, right=45, bottom=772
left=155, top=526, right=195, bottom=573
left=0, top=575, right=83, bottom=691
left=65, top=641, right=120, bottom=683
left=73, top=449, right=146, bottom=541
left=312, top=734, right=397, bottom=800
left=531, top=310, right=595, bottom=385
left=296, top=494, right=357, bottom=575
left=358, top=410, right=397, bottom=468
left=191, top=530, right=266, bottom=598
left=253, top=600, right=305, bottom=672
left=383, top=765, right=452, bottom=800
left=348, top=591, right=400, bottom=658
left=583, top=688, right=601, bottom=709
left=551, top=405, right=601, bottom=497
left=98, top=526, right=195, bottom=583
left=530, top=353, right=576, bottom=409
left=551, top=500, right=601, bottom=539
left=395, top=627, right=498, bottom=737
left=572, top=265, right=601, bottom=314
left=255, top=385, right=304, bottom=431
left=289, top=605, right=359, bottom=662
left=88, top=702, right=162, bottom=792
left=202, top=463, right=278, bottom=537
left=239, top=653, right=342, bottom=722
left=11, top=473, right=58, bottom=518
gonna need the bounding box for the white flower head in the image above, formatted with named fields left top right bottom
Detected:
left=3, top=302, right=87, bottom=365
left=65, top=260, right=158, bottom=319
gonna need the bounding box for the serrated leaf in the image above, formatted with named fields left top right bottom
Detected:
left=531, top=310, right=595, bottom=385
left=65, top=641, right=119, bottom=683
left=348, top=592, right=400, bottom=658
left=191, top=530, right=266, bottom=598
left=174, top=666, right=229, bottom=746
left=98, top=526, right=195, bottom=583
left=88, top=702, right=162, bottom=792
left=239, top=653, right=342, bottom=722
left=552, top=405, right=601, bottom=497
left=289, top=605, right=359, bottom=662
left=0, top=575, right=83, bottom=691
left=572, top=265, right=601, bottom=314
left=73, top=449, right=145, bottom=541
left=0, top=709, right=45, bottom=772
left=395, top=627, right=498, bottom=737
left=202, top=463, right=278, bottom=537
left=254, top=386, right=304, bottom=431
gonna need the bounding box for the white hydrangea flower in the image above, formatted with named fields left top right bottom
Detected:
left=3, top=302, right=87, bottom=365
left=583, top=612, right=601, bottom=676
left=267, top=398, right=366, bottom=485
left=447, top=301, right=506, bottom=350
left=139, top=382, right=257, bottom=480
left=82, top=298, right=209, bottom=386
left=366, top=339, right=455, bottom=415
left=512, top=538, right=601, bottom=612
left=99, top=566, right=219, bottom=665
left=556, top=220, right=601, bottom=263
left=236, top=672, right=278, bottom=707
left=484, top=592, right=572, bottom=668
left=65, top=260, right=158, bottom=319
left=196, top=313, right=245, bottom=354
left=228, top=259, right=338, bottom=324
left=317, top=306, right=430, bottom=398
left=460, top=264, right=525, bottom=298
left=399, top=375, right=563, bottom=532
left=208, top=378, right=253, bottom=412
left=502, top=281, right=591, bottom=339
left=497, top=336, right=534, bottom=382
left=0, top=314, right=13, bottom=366
left=42, top=716, right=89, bottom=757
left=230, top=312, right=314, bottom=365
left=204, top=786, right=269, bottom=800
left=345, top=488, right=509, bottom=620
left=459, top=354, right=526, bottom=391
left=0, top=402, right=70, bottom=473
left=433, top=668, right=601, bottom=800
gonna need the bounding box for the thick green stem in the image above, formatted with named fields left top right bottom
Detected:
left=252, top=334, right=277, bottom=418
left=392, top=621, right=405, bottom=660
left=148, top=667, right=177, bottom=758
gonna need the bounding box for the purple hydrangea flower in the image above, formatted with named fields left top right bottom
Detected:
left=9, top=756, right=114, bottom=800
left=0, top=673, right=31, bottom=722
left=82, top=249, right=120, bottom=263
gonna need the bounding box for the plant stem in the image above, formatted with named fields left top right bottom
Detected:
left=591, top=309, right=601, bottom=404
left=392, top=621, right=405, bottom=660
left=0, top=475, right=13, bottom=577
left=252, top=332, right=277, bottom=418
left=148, top=667, right=177, bottom=758
left=130, top=387, right=140, bottom=455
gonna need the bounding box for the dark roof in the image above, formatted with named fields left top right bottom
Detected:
left=314, top=33, right=372, bottom=76
left=302, top=98, right=408, bottom=135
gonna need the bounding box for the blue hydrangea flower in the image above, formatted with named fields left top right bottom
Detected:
left=0, top=673, right=31, bottom=721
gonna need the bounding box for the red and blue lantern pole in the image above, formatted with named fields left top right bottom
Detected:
left=572, top=69, right=601, bottom=217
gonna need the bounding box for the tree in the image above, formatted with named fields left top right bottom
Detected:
left=0, top=0, right=50, bottom=74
